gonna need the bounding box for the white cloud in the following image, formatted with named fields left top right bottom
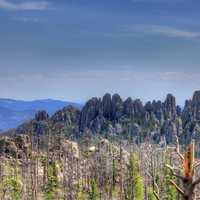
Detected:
left=0, top=0, right=49, bottom=11
left=123, top=24, right=200, bottom=39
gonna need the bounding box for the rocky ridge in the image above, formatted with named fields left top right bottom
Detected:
left=8, top=91, right=200, bottom=145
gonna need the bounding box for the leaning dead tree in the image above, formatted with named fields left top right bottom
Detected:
left=166, top=136, right=200, bottom=200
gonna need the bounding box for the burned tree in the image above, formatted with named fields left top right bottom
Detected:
left=166, top=136, right=200, bottom=200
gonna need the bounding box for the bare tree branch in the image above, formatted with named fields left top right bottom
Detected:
left=194, top=161, right=200, bottom=169
left=165, top=164, right=185, bottom=181
left=193, top=177, right=200, bottom=186
left=153, top=191, right=160, bottom=200
left=175, top=135, right=184, bottom=161
left=153, top=180, right=160, bottom=200
left=170, top=180, right=184, bottom=196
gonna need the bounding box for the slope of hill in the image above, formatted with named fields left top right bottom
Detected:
left=0, top=99, right=82, bottom=131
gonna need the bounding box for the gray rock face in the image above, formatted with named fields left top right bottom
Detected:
left=133, top=99, right=145, bottom=118
left=182, top=100, right=193, bottom=126
left=52, top=106, right=80, bottom=126
left=191, top=91, right=200, bottom=121
left=144, top=101, right=161, bottom=122
left=35, top=110, right=49, bottom=121
left=152, top=100, right=164, bottom=123
left=0, top=134, right=30, bottom=158
left=164, top=94, right=177, bottom=120
left=176, top=105, right=182, bottom=117
left=123, top=97, right=134, bottom=117
left=114, top=123, right=123, bottom=134
left=89, top=115, right=106, bottom=134
left=145, top=101, right=154, bottom=113
left=10, top=91, right=200, bottom=145
left=180, top=91, right=200, bottom=144
left=131, top=123, right=141, bottom=136
left=182, top=91, right=200, bottom=127
left=161, top=120, right=177, bottom=143
left=33, top=111, right=50, bottom=136
left=176, top=117, right=183, bottom=136
left=102, top=93, right=112, bottom=120
left=79, top=97, right=102, bottom=132
left=111, top=94, right=123, bottom=121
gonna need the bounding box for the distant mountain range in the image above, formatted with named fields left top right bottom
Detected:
left=0, top=98, right=82, bottom=131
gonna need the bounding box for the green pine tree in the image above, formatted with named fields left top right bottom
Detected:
left=89, top=179, right=99, bottom=200
left=126, top=153, right=144, bottom=200
left=147, top=188, right=157, bottom=200
left=165, top=167, right=177, bottom=200
left=43, top=162, right=59, bottom=200
left=165, top=154, right=177, bottom=200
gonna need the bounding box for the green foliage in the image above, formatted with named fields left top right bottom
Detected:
left=77, top=191, right=87, bottom=200
left=2, top=176, right=22, bottom=200
left=89, top=179, right=99, bottom=200
left=147, top=188, right=157, bottom=200
left=165, top=159, right=177, bottom=199
left=134, top=174, right=144, bottom=200
left=75, top=181, right=87, bottom=200
left=112, top=158, right=117, bottom=190
left=43, top=162, right=59, bottom=200
left=126, top=153, right=144, bottom=200
left=165, top=170, right=177, bottom=200
left=0, top=163, right=22, bottom=200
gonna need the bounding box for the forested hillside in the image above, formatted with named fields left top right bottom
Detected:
left=1, top=91, right=200, bottom=199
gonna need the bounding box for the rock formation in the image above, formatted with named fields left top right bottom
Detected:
left=6, top=90, right=200, bottom=145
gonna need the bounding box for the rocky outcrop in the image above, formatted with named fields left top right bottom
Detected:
left=151, top=100, right=164, bottom=123
left=102, top=93, right=112, bottom=119
left=191, top=91, right=200, bottom=121
left=79, top=97, right=102, bottom=132
left=8, top=90, right=200, bottom=145
left=163, top=94, right=177, bottom=120
left=12, top=93, right=178, bottom=142
left=111, top=94, right=123, bottom=121
left=52, top=106, right=80, bottom=126
left=133, top=99, right=145, bottom=118
left=123, top=97, right=134, bottom=117
left=35, top=110, right=49, bottom=121
left=0, top=134, right=30, bottom=158
left=161, top=120, right=177, bottom=143
left=182, top=100, right=193, bottom=127
left=181, top=91, right=200, bottom=126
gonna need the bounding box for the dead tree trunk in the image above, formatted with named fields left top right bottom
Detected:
left=166, top=137, right=200, bottom=200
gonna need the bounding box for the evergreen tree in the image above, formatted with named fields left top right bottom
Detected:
left=165, top=154, right=177, bottom=200
left=43, top=162, right=59, bottom=200
left=89, top=179, right=99, bottom=200
left=3, top=176, right=22, bottom=200
left=165, top=167, right=177, bottom=200
left=147, top=188, right=157, bottom=200
left=126, top=153, right=144, bottom=200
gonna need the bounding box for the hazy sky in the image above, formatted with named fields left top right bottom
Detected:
left=1, top=0, right=200, bottom=104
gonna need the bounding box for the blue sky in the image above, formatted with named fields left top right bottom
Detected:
left=0, top=0, right=200, bottom=104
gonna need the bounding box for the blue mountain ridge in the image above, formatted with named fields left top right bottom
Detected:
left=0, top=98, right=82, bottom=131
